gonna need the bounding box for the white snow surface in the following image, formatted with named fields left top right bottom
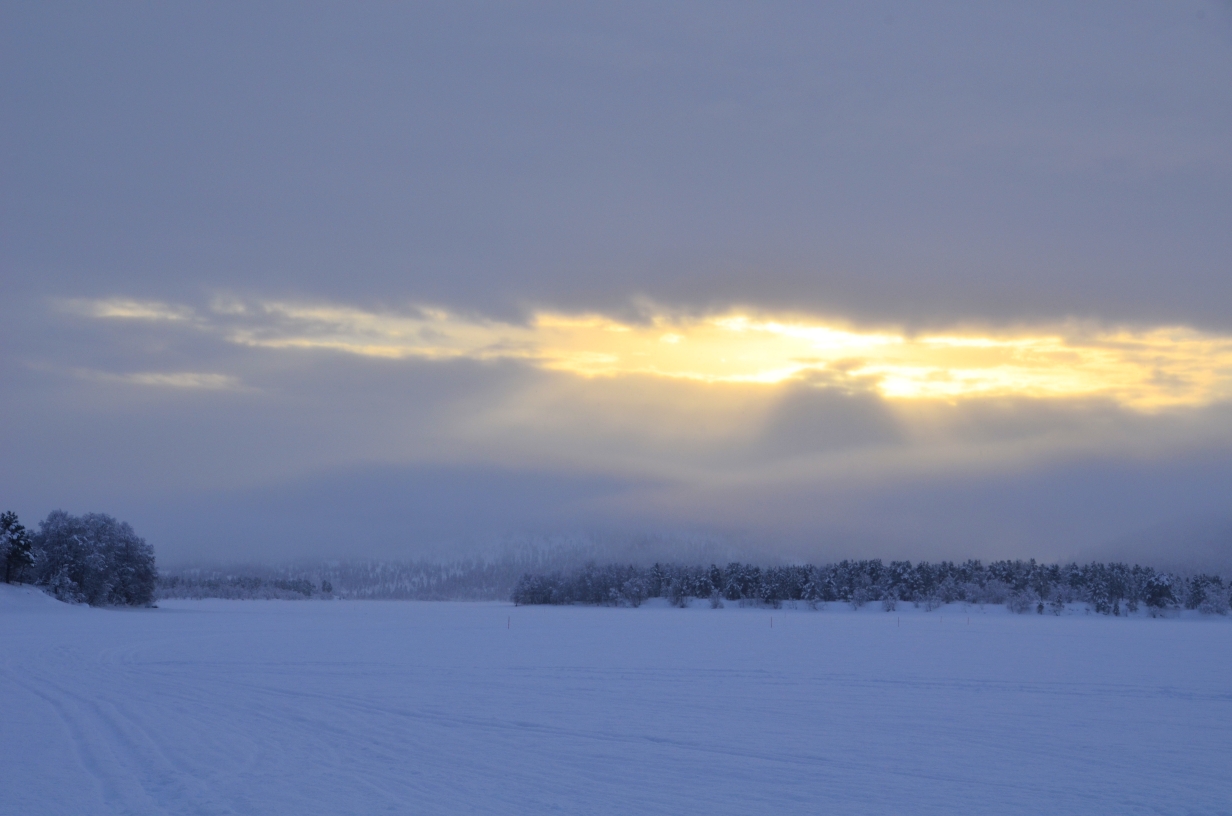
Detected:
left=2, top=584, right=1231, bottom=815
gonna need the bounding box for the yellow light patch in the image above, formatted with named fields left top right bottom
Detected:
left=526, top=314, right=1232, bottom=408
left=80, top=297, right=1232, bottom=410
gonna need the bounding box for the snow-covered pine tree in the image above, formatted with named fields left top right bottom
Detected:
left=1, top=511, right=34, bottom=583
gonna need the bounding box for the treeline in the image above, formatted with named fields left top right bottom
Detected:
left=155, top=532, right=750, bottom=602
left=511, top=560, right=1232, bottom=616
left=1, top=510, right=157, bottom=606
left=159, top=572, right=322, bottom=600
left=158, top=558, right=532, bottom=601
left=157, top=556, right=1232, bottom=614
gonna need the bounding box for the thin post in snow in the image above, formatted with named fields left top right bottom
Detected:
left=507, top=616, right=510, bottom=629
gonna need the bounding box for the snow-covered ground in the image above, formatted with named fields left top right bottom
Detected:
left=2, top=584, right=1230, bottom=815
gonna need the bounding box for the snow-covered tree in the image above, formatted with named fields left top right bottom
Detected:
left=1, top=511, right=34, bottom=583
left=32, top=511, right=157, bottom=606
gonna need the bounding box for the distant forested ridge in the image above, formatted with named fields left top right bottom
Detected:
left=511, top=560, right=1231, bottom=616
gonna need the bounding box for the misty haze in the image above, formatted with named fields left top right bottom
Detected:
left=3, top=3, right=1231, bottom=814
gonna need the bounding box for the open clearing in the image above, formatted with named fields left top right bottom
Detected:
left=2, top=585, right=1230, bottom=815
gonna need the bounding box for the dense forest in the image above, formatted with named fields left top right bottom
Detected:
left=511, top=559, right=1232, bottom=616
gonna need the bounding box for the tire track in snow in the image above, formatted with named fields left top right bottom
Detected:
left=208, top=671, right=1113, bottom=807
left=7, top=661, right=241, bottom=816
left=4, top=669, right=158, bottom=815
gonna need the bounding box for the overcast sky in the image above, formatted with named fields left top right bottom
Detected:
left=4, top=2, right=1232, bottom=567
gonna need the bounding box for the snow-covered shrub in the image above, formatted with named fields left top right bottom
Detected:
left=1182, top=574, right=1227, bottom=614
left=46, top=567, right=85, bottom=604
left=511, top=573, right=556, bottom=605
left=1142, top=573, right=1176, bottom=612
left=935, top=576, right=963, bottom=604
left=1006, top=590, right=1036, bottom=614
left=621, top=577, right=648, bottom=607
left=970, top=579, right=1011, bottom=606
left=1198, top=588, right=1229, bottom=615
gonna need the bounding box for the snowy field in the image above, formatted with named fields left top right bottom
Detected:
left=2, top=584, right=1231, bottom=815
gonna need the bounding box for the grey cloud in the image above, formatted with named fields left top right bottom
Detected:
left=5, top=2, right=1232, bottom=566
left=623, top=444, right=1232, bottom=571
left=75, top=370, right=243, bottom=390
left=3, top=2, right=1230, bottom=327
left=1084, top=516, right=1232, bottom=576
left=145, top=463, right=654, bottom=565
left=86, top=442, right=1232, bottom=570
left=757, top=384, right=902, bottom=458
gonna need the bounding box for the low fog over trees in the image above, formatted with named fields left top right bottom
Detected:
left=1, top=510, right=157, bottom=606
left=158, top=558, right=533, bottom=601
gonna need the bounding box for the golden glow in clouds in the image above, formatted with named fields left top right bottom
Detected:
left=75, top=298, right=1232, bottom=409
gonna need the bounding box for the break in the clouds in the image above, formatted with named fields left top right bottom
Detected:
left=4, top=2, right=1232, bottom=567
left=70, top=296, right=1232, bottom=409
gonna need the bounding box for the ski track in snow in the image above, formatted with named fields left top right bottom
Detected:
left=2, top=586, right=1231, bottom=815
